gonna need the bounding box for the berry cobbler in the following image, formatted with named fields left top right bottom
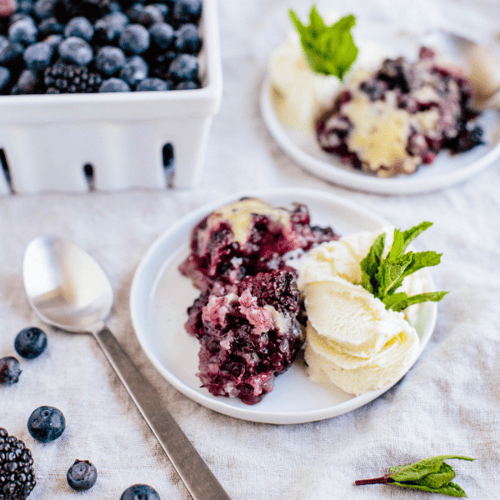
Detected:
left=179, top=198, right=338, bottom=404
left=317, top=47, right=484, bottom=177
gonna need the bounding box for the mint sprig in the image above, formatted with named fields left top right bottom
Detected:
left=359, top=222, right=448, bottom=312
left=355, top=455, right=475, bottom=497
left=289, top=6, right=358, bottom=80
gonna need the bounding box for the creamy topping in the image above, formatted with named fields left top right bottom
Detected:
left=204, top=199, right=291, bottom=246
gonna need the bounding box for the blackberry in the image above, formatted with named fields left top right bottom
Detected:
left=44, top=61, right=102, bottom=93
left=0, top=428, right=36, bottom=500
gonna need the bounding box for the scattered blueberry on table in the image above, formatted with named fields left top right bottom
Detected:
left=0, top=0, right=203, bottom=94
left=14, top=326, right=47, bottom=359
left=120, top=484, right=161, bottom=500
left=67, top=459, right=98, bottom=491
left=27, top=405, right=66, bottom=443
left=0, top=355, right=22, bottom=384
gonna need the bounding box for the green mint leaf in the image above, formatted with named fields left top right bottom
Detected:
left=389, top=480, right=467, bottom=497
left=400, top=221, right=434, bottom=253
left=386, top=291, right=449, bottom=312
left=375, top=252, right=413, bottom=298
left=360, top=233, right=385, bottom=294
left=359, top=222, right=447, bottom=311
left=389, top=456, right=474, bottom=483
left=355, top=455, right=474, bottom=497
left=289, top=7, right=358, bottom=80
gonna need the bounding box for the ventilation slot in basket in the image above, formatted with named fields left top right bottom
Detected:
left=162, top=143, right=175, bottom=188
left=0, top=149, right=13, bottom=194
left=83, top=163, right=95, bottom=191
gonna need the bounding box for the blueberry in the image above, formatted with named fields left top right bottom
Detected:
left=137, top=5, right=163, bottom=27
left=17, top=0, right=34, bottom=16
left=150, top=3, right=169, bottom=18
left=23, top=42, right=53, bottom=71
left=8, top=17, right=38, bottom=45
left=99, top=77, right=130, bottom=92
left=67, top=460, right=98, bottom=491
left=58, top=36, right=93, bottom=65
left=119, top=24, right=150, bottom=54
left=174, top=23, right=201, bottom=54
left=136, top=77, right=168, bottom=91
left=45, top=33, right=63, bottom=49
left=0, top=66, right=10, bottom=93
left=125, top=3, right=144, bottom=24
left=0, top=37, right=23, bottom=65
left=119, top=55, right=148, bottom=87
left=168, top=53, right=198, bottom=82
left=27, top=406, right=65, bottom=443
left=33, top=0, right=58, bottom=20
left=96, top=45, right=126, bottom=76
left=65, top=16, right=94, bottom=41
left=11, top=68, right=42, bottom=94
left=120, top=484, right=161, bottom=500
left=14, top=326, right=48, bottom=358
left=149, top=22, right=174, bottom=50
left=38, top=16, right=64, bottom=37
left=94, top=12, right=129, bottom=44
left=0, top=356, right=21, bottom=385
left=175, top=80, right=199, bottom=90
left=172, top=0, right=201, bottom=24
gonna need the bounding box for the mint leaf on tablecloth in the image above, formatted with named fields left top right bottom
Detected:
left=355, top=455, right=474, bottom=497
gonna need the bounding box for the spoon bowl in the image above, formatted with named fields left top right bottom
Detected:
left=422, top=30, right=500, bottom=109
left=23, top=235, right=113, bottom=332
left=22, top=235, right=230, bottom=500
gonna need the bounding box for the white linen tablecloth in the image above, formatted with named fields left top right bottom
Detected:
left=1, top=0, right=500, bottom=498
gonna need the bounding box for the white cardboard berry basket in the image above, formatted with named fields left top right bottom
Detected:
left=0, top=0, right=222, bottom=195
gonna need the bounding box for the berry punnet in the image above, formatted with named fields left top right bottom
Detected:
left=0, top=0, right=204, bottom=95
left=120, top=484, right=161, bottom=500
left=67, top=460, right=98, bottom=491
left=0, top=428, right=36, bottom=500
left=0, top=356, right=21, bottom=385
left=14, top=327, right=47, bottom=359
left=27, top=406, right=66, bottom=443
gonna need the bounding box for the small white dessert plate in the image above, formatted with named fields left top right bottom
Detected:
left=130, top=188, right=437, bottom=424
left=260, top=77, right=500, bottom=195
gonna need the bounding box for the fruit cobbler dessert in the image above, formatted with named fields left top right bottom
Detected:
left=317, top=47, right=484, bottom=177
left=179, top=198, right=338, bottom=404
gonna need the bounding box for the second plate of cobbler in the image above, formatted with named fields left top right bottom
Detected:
left=130, top=188, right=440, bottom=424
left=261, top=9, right=500, bottom=194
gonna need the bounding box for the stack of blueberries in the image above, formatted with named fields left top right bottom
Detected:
left=0, top=0, right=203, bottom=94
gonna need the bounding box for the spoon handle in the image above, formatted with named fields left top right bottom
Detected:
left=94, top=326, right=231, bottom=500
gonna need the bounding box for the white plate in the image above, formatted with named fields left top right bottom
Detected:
left=130, top=188, right=437, bottom=424
left=260, top=74, right=500, bottom=195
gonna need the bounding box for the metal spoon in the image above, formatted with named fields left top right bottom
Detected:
left=23, top=234, right=231, bottom=500
left=422, top=30, right=500, bottom=109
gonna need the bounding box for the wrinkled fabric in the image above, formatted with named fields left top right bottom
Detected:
left=1, top=0, right=500, bottom=498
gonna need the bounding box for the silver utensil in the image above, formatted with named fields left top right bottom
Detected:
left=23, top=235, right=231, bottom=500
left=422, top=30, right=500, bottom=109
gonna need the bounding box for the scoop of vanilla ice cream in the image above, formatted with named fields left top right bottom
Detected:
left=269, top=29, right=341, bottom=134
left=297, top=227, right=428, bottom=395
left=302, top=278, right=420, bottom=395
